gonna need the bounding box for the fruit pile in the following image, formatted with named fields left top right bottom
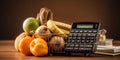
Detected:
left=14, top=7, right=71, bottom=56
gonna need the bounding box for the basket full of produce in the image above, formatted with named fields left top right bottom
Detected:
left=14, top=7, right=71, bottom=56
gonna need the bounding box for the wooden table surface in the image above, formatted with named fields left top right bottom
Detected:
left=0, top=40, right=120, bottom=60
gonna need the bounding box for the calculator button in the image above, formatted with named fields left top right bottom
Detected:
left=87, top=48, right=92, bottom=50
left=88, top=30, right=92, bottom=33
left=88, top=45, right=93, bottom=47
left=77, top=37, right=81, bottom=39
left=71, top=30, right=75, bottom=33
left=67, top=40, right=71, bottom=43
left=84, top=45, right=88, bottom=47
left=82, top=34, right=86, bottom=36
left=90, top=37, right=94, bottom=40
left=71, top=40, right=75, bottom=43
left=79, top=48, right=84, bottom=50
left=75, top=30, right=79, bottom=33
left=68, top=37, right=72, bottom=39
left=85, top=45, right=92, bottom=47
left=65, top=48, right=73, bottom=51
left=70, top=44, right=74, bottom=47
left=73, top=37, right=76, bottom=39
left=85, top=48, right=91, bottom=50
left=86, top=37, right=90, bottom=40
left=91, top=34, right=96, bottom=36
left=86, top=40, right=90, bottom=43
left=78, top=34, right=82, bottom=36
left=73, top=33, right=77, bottom=36
left=93, top=30, right=97, bottom=33
left=79, top=30, right=83, bottom=33
left=87, top=34, right=91, bottom=36
left=76, top=40, right=80, bottom=43
left=81, top=40, right=85, bottom=43
left=69, top=34, right=73, bottom=36
left=80, top=45, right=84, bottom=47
left=84, top=30, right=87, bottom=33
left=75, top=44, right=79, bottom=47
left=74, top=48, right=78, bottom=51
left=83, top=48, right=88, bottom=50
left=82, top=37, right=85, bottom=40
left=66, top=44, right=70, bottom=47
left=90, top=40, right=94, bottom=43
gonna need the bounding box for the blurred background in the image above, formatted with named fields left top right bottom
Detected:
left=0, top=0, right=120, bottom=40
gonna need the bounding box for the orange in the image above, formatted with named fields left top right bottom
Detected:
left=30, top=38, right=48, bottom=56
left=14, top=32, right=26, bottom=51
left=19, top=36, right=34, bottom=55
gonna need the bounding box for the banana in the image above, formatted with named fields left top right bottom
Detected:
left=53, top=21, right=71, bottom=30
left=60, top=28, right=69, bottom=34
left=47, top=20, right=64, bottom=34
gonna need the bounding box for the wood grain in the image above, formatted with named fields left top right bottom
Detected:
left=0, top=40, right=120, bottom=60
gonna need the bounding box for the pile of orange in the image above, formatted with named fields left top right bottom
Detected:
left=14, top=32, right=48, bottom=56
left=14, top=15, right=49, bottom=57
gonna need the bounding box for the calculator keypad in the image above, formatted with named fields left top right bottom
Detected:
left=65, top=30, right=98, bottom=52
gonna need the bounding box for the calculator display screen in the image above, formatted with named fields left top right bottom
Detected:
left=77, top=24, right=93, bottom=28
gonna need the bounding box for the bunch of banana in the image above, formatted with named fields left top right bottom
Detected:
left=47, top=20, right=71, bottom=35
left=53, top=21, right=71, bottom=30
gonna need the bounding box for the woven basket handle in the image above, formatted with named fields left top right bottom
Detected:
left=36, top=7, right=53, bottom=25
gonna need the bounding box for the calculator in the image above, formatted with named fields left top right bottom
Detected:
left=65, top=22, right=100, bottom=56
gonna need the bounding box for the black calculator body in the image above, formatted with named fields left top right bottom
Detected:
left=65, top=22, right=100, bottom=56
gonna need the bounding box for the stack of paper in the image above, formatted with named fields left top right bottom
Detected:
left=95, top=45, right=120, bottom=56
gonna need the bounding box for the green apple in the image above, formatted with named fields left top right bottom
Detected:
left=23, top=17, right=39, bottom=34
